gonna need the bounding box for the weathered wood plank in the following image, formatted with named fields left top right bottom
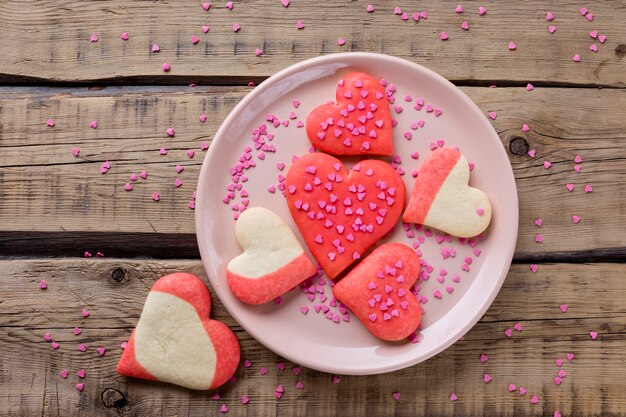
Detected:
left=0, top=259, right=624, bottom=417
left=1, top=86, right=625, bottom=258
left=0, top=1, right=624, bottom=86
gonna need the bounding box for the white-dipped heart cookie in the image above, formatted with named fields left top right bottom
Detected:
left=403, top=147, right=492, bottom=237
left=227, top=207, right=317, bottom=305
left=116, top=273, right=240, bottom=390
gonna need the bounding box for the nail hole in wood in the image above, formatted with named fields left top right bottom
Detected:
left=615, top=44, right=626, bottom=59
left=111, top=268, right=126, bottom=283
left=509, top=137, right=530, bottom=156
left=101, top=388, right=128, bottom=408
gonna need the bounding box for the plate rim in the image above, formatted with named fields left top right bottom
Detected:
left=195, top=52, right=519, bottom=375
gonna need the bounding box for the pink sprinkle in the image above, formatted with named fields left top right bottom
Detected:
left=175, top=179, right=183, bottom=188
left=300, top=306, right=309, bottom=314
left=39, top=280, right=48, bottom=289
left=338, top=37, right=346, bottom=46
left=220, top=404, right=228, bottom=413
left=332, top=375, right=340, bottom=384
left=535, top=234, right=543, bottom=243
left=584, top=184, right=593, bottom=193
left=76, top=383, right=84, bottom=392
left=161, top=63, right=171, bottom=72
left=187, top=150, right=195, bottom=158
left=483, top=373, right=492, bottom=383
left=46, top=119, right=55, bottom=127
left=293, top=367, right=301, bottom=375
left=90, top=34, right=98, bottom=42
left=72, top=147, right=80, bottom=157
left=508, top=41, right=517, bottom=50
left=586, top=13, right=594, bottom=21
left=556, top=358, right=564, bottom=366
left=202, top=2, right=211, bottom=10
left=120, top=341, right=127, bottom=349
left=476, top=207, right=485, bottom=216
left=579, top=7, right=588, bottom=15
left=433, top=289, right=442, bottom=299
left=226, top=1, right=233, bottom=9
left=139, top=171, right=148, bottom=179
left=124, top=183, right=133, bottom=191
left=76, top=369, right=86, bottom=379
left=522, top=124, right=530, bottom=132
left=546, top=11, right=554, bottom=21
left=488, top=111, right=497, bottom=120
left=59, top=369, right=68, bottom=379
left=43, top=333, right=52, bottom=342
left=78, top=343, right=87, bottom=352
left=535, top=218, right=543, bottom=227
left=260, top=367, right=268, bottom=375
left=530, top=395, right=539, bottom=405
left=549, top=25, right=557, bottom=33
left=528, top=149, right=536, bottom=158
left=526, top=83, right=534, bottom=91
left=560, top=304, right=568, bottom=313
left=519, top=387, right=527, bottom=395
left=572, top=54, right=581, bottom=62
left=504, top=328, right=513, bottom=337
left=191, top=35, right=200, bottom=44
left=590, top=43, right=598, bottom=52
left=566, top=353, right=574, bottom=361
left=479, top=354, right=489, bottom=363
left=572, top=215, right=581, bottom=224
left=450, top=393, right=458, bottom=401
left=281, top=0, right=289, bottom=7
left=202, top=25, right=210, bottom=33
left=514, top=322, right=522, bottom=331
left=201, top=142, right=209, bottom=150
left=213, top=393, right=220, bottom=400
left=558, top=369, right=566, bottom=378
left=566, top=183, right=575, bottom=192
left=461, top=21, right=470, bottom=30
left=97, top=346, right=106, bottom=356
left=508, top=383, right=516, bottom=392
left=440, top=32, right=449, bottom=40
left=478, top=6, right=487, bottom=15
left=152, top=192, right=160, bottom=202
left=367, top=4, right=375, bottom=12
left=455, top=4, right=463, bottom=13
left=296, top=380, right=304, bottom=389
left=589, top=331, right=598, bottom=340
left=241, top=395, right=249, bottom=404
left=243, top=359, right=252, bottom=368
left=543, top=161, right=552, bottom=169
left=51, top=342, right=60, bottom=350
left=232, top=23, right=241, bottom=32
left=120, top=32, right=129, bottom=40
left=296, top=20, right=304, bottom=29
left=73, top=327, right=82, bottom=336
left=392, top=391, right=401, bottom=401
left=599, top=34, right=607, bottom=44
left=255, top=48, right=264, bottom=56
left=151, top=43, right=160, bottom=52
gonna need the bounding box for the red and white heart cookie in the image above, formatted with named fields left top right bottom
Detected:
left=306, top=72, right=393, bottom=156
left=332, top=243, right=422, bottom=341
left=227, top=207, right=317, bottom=305
left=285, top=152, right=405, bottom=279
left=117, top=273, right=240, bottom=390
left=403, top=147, right=492, bottom=237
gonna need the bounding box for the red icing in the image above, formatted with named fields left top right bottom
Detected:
left=306, top=72, right=393, bottom=156
left=116, top=273, right=240, bottom=390
left=402, top=147, right=461, bottom=224
left=333, top=243, right=421, bottom=341
left=286, top=153, right=405, bottom=279
left=227, top=252, right=316, bottom=304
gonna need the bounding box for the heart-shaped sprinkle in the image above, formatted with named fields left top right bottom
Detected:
left=566, top=353, right=575, bottom=361
left=76, top=369, right=86, bottom=378
left=590, top=331, right=598, bottom=339
left=548, top=25, right=557, bottom=33
left=441, top=32, right=449, bottom=40
left=508, top=383, right=516, bottom=392
left=572, top=215, right=581, bottom=224
left=450, top=393, right=458, bottom=401
left=546, top=12, right=554, bottom=21
left=480, top=354, right=489, bottom=363
left=504, top=328, right=513, bottom=337
left=483, top=373, right=492, bottom=383
left=556, top=358, right=564, bottom=366
left=560, top=304, right=568, bottom=312
left=519, top=387, right=527, bottom=395
left=508, top=41, right=517, bottom=50
left=572, top=54, right=581, bottom=62
left=478, top=6, right=487, bottom=15
left=392, top=391, right=401, bottom=400
left=97, top=346, right=106, bottom=356
left=566, top=183, right=574, bottom=191
left=59, top=369, right=69, bottom=379
left=76, top=383, right=84, bottom=392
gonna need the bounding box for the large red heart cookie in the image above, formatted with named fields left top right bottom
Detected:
left=306, top=72, right=393, bottom=156
left=403, top=147, right=492, bottom=238
left=285, top=152, right=405, bottom=279
left=117, top=273, right=240, bottom=390
left=332, top=243, right=422, bottom=341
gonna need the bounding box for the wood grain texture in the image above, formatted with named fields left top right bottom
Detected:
left=0, top=1, right=625, bottom=86
left=0, top=258, right=624, bottom=417
left=1, top=86, right=625, bottom=258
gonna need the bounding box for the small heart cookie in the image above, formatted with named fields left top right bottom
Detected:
left=285, top=152, right=405, bottom=279
left=403, top=147, right=492, bottom=237
left=332, top=243, right=421, bottom=341
left=227, top=207, right=317, bottom=305
left=117, top=273, right=240, bottom=390
left=306, top=72, right=393, bottom=156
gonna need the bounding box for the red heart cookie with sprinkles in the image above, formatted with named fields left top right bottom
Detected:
left=117, top=273, right=240, bottom=390
left=332, top=243, right=421, bottom=341
left=306, top=72, right=394, bottom=156
left=285, top=152, right=405, bottom=279
left=403, top=147, right=492, bottom=238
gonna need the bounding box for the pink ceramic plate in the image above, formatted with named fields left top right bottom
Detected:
left=196, top=53, right=518, bottom=375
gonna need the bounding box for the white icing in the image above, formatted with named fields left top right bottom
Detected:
left=228, top=207, right=304, bottom=278
left=134, top=291, right=217, bottom=390
left=424, top=156, right=492, bottom=238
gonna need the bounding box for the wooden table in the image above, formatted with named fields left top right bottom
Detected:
left=1, top=1, right=625, bottom=416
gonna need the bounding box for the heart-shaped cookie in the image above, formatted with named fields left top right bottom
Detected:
left=227, top=207, right=317, bottom=304
left=306, top=72, right=393, bottom=156
left=332, top=243, right=422, bottom=341
left=285, top=152, right=405, bottom=279
left=403, top=147, right=492, bottom=237
left=117, top=273, right=240, bottom=390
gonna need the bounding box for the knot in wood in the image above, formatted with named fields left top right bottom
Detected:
left=111, top=268, right=126, bottom=283
left=101, top=388, right=128, bottom=408
left=509, top=137, right=529, bottom=156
